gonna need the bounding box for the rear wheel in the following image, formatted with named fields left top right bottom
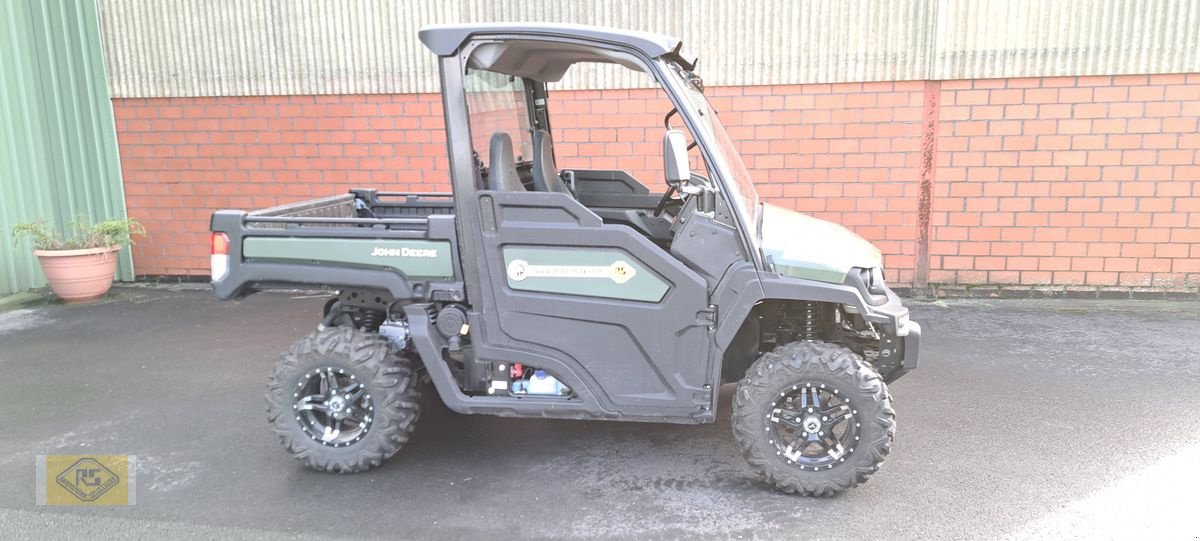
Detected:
left=265, top=327, right=421, bottom=472
left=732, top=340, right=895, bottom=496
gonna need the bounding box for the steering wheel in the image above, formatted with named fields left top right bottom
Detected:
left=653, top=184, right=679, bottom=217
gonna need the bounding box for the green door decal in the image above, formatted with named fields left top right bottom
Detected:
left=502, top=246, right=669, bottom=302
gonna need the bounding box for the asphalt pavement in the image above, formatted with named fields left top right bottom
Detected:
left=1, top=287, right=1198, bottom=540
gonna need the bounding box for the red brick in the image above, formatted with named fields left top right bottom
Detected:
left=1163, top=117, right=1199, bottom=132
left=1057, top=119, right=1092, bottom=134
left=1092, top=118, right=1127, bottom=133
left=1058, top=87, right=1094, bottom=102
left=1164, top=85, right=1200, bottom=100
left=1077, top=76, right=1113, bottom=87
left=1023, top=88, right=1058, bottom=103
left=1127, top=118, right=1163, bottom=133
left=1093, top=86, right=1129, bottom=102
left=990, top=89, right=1023, bottom=105
left=1019, top=271, right=1053, bottom=284
left=954, top=90, right=989, bottom=105
left=1037, top=104, right=1072, bottom=119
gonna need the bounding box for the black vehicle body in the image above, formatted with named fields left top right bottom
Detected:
left=212, top=24, right=920, bottom=423
left=212, top=23, right=922, bottom=493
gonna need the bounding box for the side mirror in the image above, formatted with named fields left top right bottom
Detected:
left=663, top=130, right=690, bottom=185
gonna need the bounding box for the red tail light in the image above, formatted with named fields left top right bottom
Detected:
left=211, top=232, right=230, bottom=255
left=211, top=233, right=230, bottom=282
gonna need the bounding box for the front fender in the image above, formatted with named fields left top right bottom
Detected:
left=712, top=265, right=908, bottom=352
left=711, top=264, right=920, bottom=381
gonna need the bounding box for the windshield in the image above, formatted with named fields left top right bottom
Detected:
left=663, top=61, right=761, bottom=236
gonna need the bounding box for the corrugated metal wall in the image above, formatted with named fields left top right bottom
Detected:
left=1, top=0, right=131, bottom=295
left=98, top=0, right=1200, bottom=98
left=932, top=0, right=1200, bottom=80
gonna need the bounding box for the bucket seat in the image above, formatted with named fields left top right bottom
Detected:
left=487, top=132, right=526, bottom=192
left=530, top=129, right=572, bottom=195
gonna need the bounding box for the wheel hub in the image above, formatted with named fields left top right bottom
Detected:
left=292, top=367, right=374, bottom=447
left=767, top=383, right=859, bottom=469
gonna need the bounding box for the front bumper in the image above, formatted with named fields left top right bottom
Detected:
left=858, top=288, right=921, bottom=382
left=882, top=319, right=921, bottom=382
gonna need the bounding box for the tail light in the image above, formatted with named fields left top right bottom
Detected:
left=211, top=232, right=230, bottom=281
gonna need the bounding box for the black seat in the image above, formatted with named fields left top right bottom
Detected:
left=531, top=129, right=572, bottom=195
left=488, top=132, right=525, bottom=192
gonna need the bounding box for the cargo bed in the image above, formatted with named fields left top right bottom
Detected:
left=209, top=190, right=463, bottom=301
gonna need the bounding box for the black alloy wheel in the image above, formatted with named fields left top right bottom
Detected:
left=767, top=383, right=859, bottom=470
left=293, top=367, right=374, bottom=447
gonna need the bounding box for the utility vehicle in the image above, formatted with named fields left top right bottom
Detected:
left=210, top=23, right=922, bottom=496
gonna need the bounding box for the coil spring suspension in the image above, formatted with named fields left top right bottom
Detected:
left=799, top=301, right=822, bottom=341
left=355, top=309, right=384, bottom=331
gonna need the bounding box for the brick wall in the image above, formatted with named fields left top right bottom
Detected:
left=113, top=74, right=1200, bottom=291
left=933, top=74, right=1199, bottom=289
left=117, top=94, right=450, bottom=274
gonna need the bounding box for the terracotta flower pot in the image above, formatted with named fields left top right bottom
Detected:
left=32, top=245, right=121, bottom=303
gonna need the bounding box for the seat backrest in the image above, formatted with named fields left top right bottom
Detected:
left=531, top=129, right=571, bottom=195
left=488, top=132, right=526, bottom=192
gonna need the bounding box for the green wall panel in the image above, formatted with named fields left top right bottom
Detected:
left=0, top=0, right=129, bottom=295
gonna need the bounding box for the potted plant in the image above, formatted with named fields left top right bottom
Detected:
left=10, top=217, right=145, bottom=303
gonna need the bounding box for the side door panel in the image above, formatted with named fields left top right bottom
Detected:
left=471, top=191, right=712, bottom=416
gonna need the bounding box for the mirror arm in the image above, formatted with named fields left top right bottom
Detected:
left=697, top=188, right=715, bottom=213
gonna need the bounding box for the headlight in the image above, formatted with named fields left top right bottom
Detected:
left=868, top=267, right=886, bottom=295
left=846, top=266, right=889, bottom=306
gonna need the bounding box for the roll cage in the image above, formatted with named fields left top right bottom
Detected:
left=419, top=23, right=764, bottom=297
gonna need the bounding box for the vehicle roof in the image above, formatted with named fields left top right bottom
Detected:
left=418, top=22, right=682, bottom=58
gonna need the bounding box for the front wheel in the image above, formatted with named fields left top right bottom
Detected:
left=265, top=327, right=421, bottom=473
left=732, top=341, right=895, bottom=496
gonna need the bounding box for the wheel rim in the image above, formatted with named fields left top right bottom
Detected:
left=292, top=367, right=374, bottom=447
left=767, top=383, right=859, bottom=470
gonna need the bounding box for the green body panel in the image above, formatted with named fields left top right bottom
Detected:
left=502, top=246, right=669, bottom=302
left=1, top=0, right=130, bottom=295
left=243, top=238, right=454, bottom=278
left=759, top=203, right=883, bottom=283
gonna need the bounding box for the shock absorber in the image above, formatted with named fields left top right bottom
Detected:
left=800, top=301, right=822, bottom=341
left=355, top=309, right=384, bottom=331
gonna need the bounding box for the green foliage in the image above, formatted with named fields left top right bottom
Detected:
left=10, top=217, right=146, bottom=251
